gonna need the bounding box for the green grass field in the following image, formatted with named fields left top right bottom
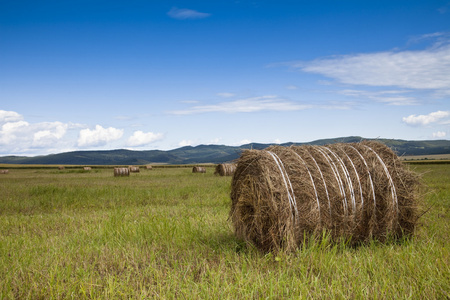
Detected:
left=0, top=165, right=448, bottom=299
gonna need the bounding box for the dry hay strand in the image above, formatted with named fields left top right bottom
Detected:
left=114, top=167, right=130, bottom=177
left=146, top=165, right=153, bottom=170
left=192, top=166, right=206, bottom=173
left=83, top=167, right=92, bottom=171
left=215, top=163, right=237, bottom=176
left=129, top=166, right=140, bottom=173
left=230, top=141, right=420, bottom=253
left=0, top=169, right=9, bottom=174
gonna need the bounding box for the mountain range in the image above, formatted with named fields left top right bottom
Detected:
left=1, top=136, right=449, bottom=165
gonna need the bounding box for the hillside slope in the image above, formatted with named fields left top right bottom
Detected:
left=0, top=136, right=449, bottom=165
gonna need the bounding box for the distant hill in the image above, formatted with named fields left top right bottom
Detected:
left=0, top=136, right=449, bottom=165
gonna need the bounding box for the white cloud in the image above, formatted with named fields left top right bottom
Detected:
left=0, top=120, right=30, bottom=145
left=179, top=140, right=193, bottom=147
left=210, top=138, right=221, bottom=144
left=273, top=139, right=281, bottom=144
left=0, top=110, right=84, bottom=155
left=339, top=89, right=419, bottom=106
left=77, top=125, right=123, bottom=147
left=169, top=95, right=311, bottom=115
left=217, top=92, right=235, bottom=98
left=432, top=131, right=447, bottom=138
left=289, top=36, right=450, bottom=101
left=127, top=130, right=164, bottom=147
left=296, top=44, right=450, bottom=91
left=0, top=110, right=23, bottom=124
left=32, top=122, right=68, bottom=147
left=402, top=110, right=450, bottom=126
left=239, top=139, right=251, bottom=145
left=286, top=85, right=298, bottom=90
left=167, top=7, right=211, bottom=20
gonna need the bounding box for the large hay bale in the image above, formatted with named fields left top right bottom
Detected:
left=129, top=166, right=140, bottom=173
left=146, top=165, right=153, bottom=170
left=192, top=166, right=206, bottom=173
left=58, top=166, right=65, bottom=170
left=114, top=167, right=130, bottom=177
left=230, top=141, right=420, bottom=252
left=215, top=163, right=237, bottom=176
left=83, top=167, right=92, bottom=171
left=0, top=169, right=9, bottom=174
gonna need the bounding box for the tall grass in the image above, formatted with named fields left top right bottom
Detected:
left=0, top=165, right=448, bottom=298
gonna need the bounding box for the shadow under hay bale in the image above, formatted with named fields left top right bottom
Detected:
left=215, top=163, right=237, bottom=176
left=114, top=167, right=130, bottom=177
left=230, top=141, right=420, bottom=253
left=192, top=166, right=206, bottom=173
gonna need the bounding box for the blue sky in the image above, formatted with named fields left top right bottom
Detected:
left=1, top=0, right=449, bottom=156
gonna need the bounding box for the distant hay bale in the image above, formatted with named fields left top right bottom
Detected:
left=114, top=167, right=130, bottom=177
left=192, top=166, right=206, bottom=173
left=146, top=165, right=153, bottom=170
left=215, top=163, right=237, bottom=176
left=0, top=170, right=9, bottom=174
left=83, top=167, right=92, bottom=171
left=129, top=166, right=140, bottom=173
left=58, top=166, right=65, bottom=170
left=230, top=141, right=420, bottom=253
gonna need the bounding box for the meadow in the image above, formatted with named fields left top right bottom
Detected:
left=0, top=164, right=448, bottom=299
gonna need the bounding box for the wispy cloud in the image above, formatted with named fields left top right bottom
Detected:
left=402, top=110, right=450, bottom=126
left=217, top=92, right=235, bottom=98
left=167, top=7, right=211, bottom=20
left=289, top=34, right=450, bottom=99
left=339, top=89, right=419, bottom=106
left=169, top=95, right=311, bottom=115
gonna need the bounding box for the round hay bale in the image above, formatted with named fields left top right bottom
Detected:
left=215, top=163, right=237, bottom=176
left=129, top=166, right=140, bottom=173
left=83, top=167, right=92, bottom=171
left=192, top=166, right=206, bottom=173
left=58, top=166, right=65, bottom=170
left=0, top=169, right=9, bottom=174
left=114, top=167, right=130, bottom=177
left=146, top=165, right=153, bottom=170
left=230, top=141, right=420, bottom=252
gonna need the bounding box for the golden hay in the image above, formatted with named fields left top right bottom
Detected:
left=215, top=163, right=237, bottom=176
left=230, top=141, right=420, bottom=252
left=192, top=166, right=206, bottom=173
left=114, top=167, right=130, bottom=177
left=129, top=166, right=140, bottom=173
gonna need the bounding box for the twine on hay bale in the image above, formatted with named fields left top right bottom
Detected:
left=114, top=167, right=130, bottom=177
left=192, top=166, right=206, bottom=173
left=129, top=166, right=140, bottom=173
left=215, top=163, right=237, bottom=176
left=230, top=141, right=420, bottom=252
